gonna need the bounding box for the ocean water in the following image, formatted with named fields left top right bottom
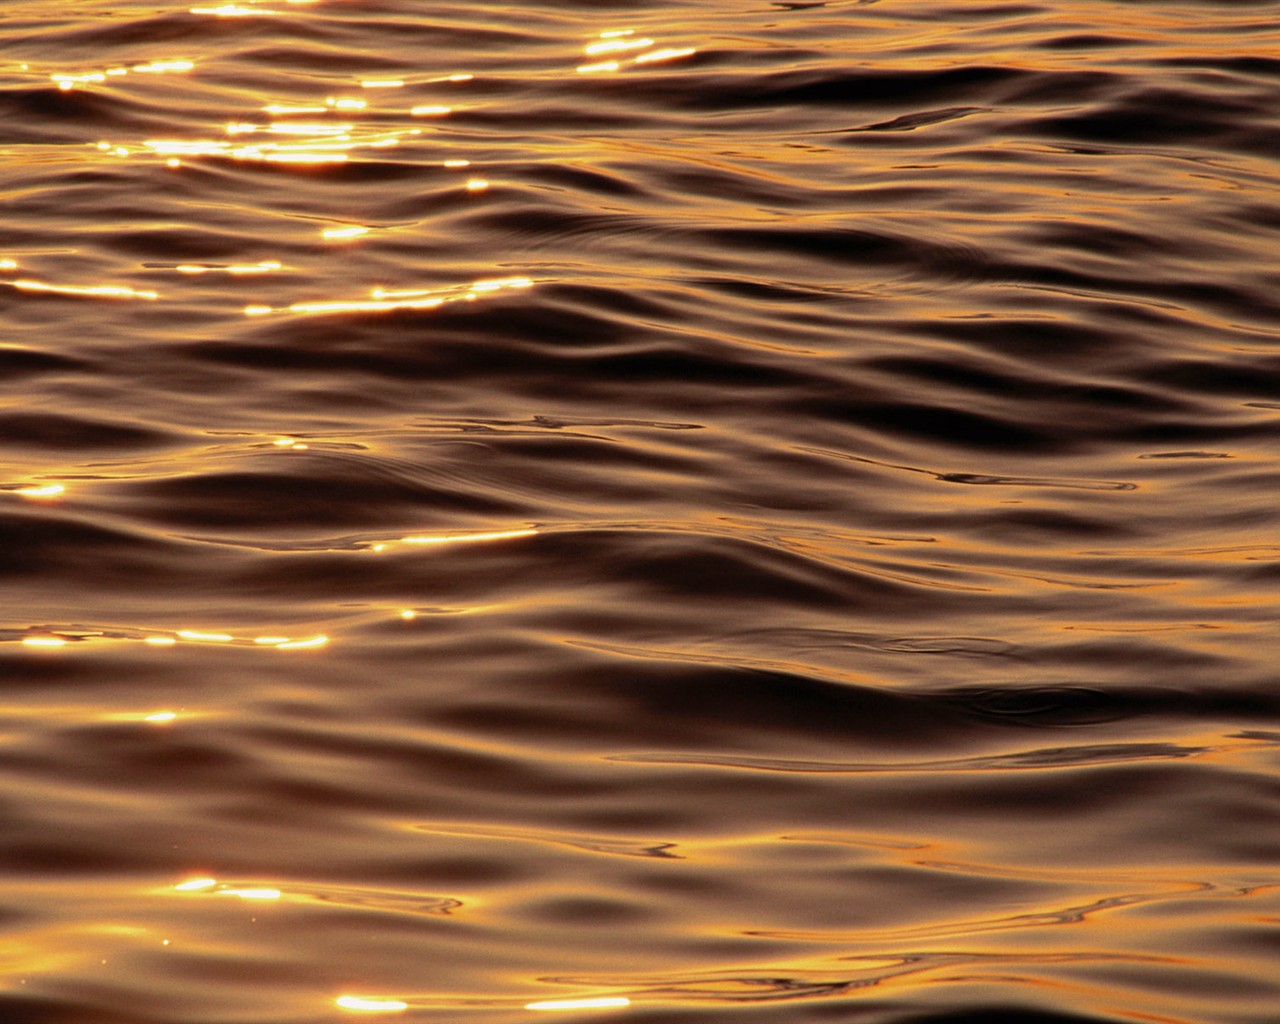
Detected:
left=1, top=1, right=1279, bottom=1022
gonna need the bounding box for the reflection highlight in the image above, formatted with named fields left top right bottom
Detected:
left=14, top=483, right=66, bottom=499
left=221, top=888, right=282, bottom=900
left=172, top=878, right=280, bottom=900
left=9, top=280, right=158, bottom=301
left=273, top=635, right=329, bottom=649
left=133, top=122, right=423, bottom=166
left=3, top=625, right=329, bottom=652
left=400, top=528, right=538, bottom=547
left=337, top=996, right=409, bottom=1013
left=577, top=30, right=696, bottom=74
left=49, top=60, right=193, bottom=91
left=246, top=276, right=533, bottom=318
left=169, top=261, right=283, bottom=275
left=190, top=4, right=279, bottom=15
left=321, top=225, right=372, bottom=241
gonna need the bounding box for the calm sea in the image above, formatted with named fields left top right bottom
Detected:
left=2, top=2, right=1279, bottom=1022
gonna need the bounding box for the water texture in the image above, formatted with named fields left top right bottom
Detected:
left=1, top=1, right=1278, bottom=1022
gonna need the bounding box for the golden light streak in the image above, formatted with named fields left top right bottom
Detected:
left=190, top=4, right=276, bottom=14
left=8, top=628, right=330, bottom=652
left=0, top=259, right=17, bottom=270
left=134, top=61, right=194, bottom=74
left=220, top=888, right=281, bottom=900
left=141, top=141, right=238, bottom=156
left=401, top=528, right=537, bottom=547
left=274, top=635, right=328, bottom=650
left=585, top=38, right=653, bottom=55
left=248, top=276, right=531, bottom=318
left=443, top=158, right=470, bottom=168
left=143, top=628, right=331, bottom=649
left=374, top=276, right=531, bottom=299
left=465, top=178, right=490, bottom=192
left=102, top=708, right=184, bottom=723
left=137, top=123, right=419, bottom=165
left=174, top=878, right=218, bottom=891
left=175, top=261, right=282, bottom=275
left=526, top=997, right=631, bottom=1012
left=470, top=276, right=534, bottom=292
left=577, top=29, right=695, bottom=73
left=11, top=280, right=158, bottom=300
left=410, top=105, right=451, bottom=117
left=360, top=79, right=404, bottom=89
left=16, top=483, right=65, bottom=499
left=321, top=225, right=371, bottom=240
left=399, top=610, right=417, bottom=620
left=265, top=123, right=354, bottom=136
left=373, top=276, right=527, bottom=299
left=263, top=104, right=326, bottom=115
left=45, top=60, right=186, bottom=87
left=295, top=296, right=443, bottom=314
left=53, top=73, right=105, bottom=86
left=230, top=260, right=282, bottom=273
left=328, top=97, right=367, bottom=110
left=634, top=47, right=697, bottom=64
left=337, top=996, right=409, bottom=1013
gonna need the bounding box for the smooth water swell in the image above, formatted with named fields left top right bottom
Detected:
left=1, top=2, right=1279, bottom=1023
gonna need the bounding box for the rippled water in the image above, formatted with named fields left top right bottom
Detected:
left=2, top=2, right=1279, bottom=1022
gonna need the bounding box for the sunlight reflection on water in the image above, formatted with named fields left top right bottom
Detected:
left=1, top=1, right=1279, bottom=1023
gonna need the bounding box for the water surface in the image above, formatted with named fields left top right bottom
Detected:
left=2, top=2, right=1279, bottom=1022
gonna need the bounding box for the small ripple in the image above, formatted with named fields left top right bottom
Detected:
left=799, top=446, right=1136, bottom=490
left=170, top=876, right=462, bottom=917
left=611, top=742, right=1207, bottom=775
left=412, top=822, right=680, bottom=859
left=544, top=950, right=1167, bottom=1006
left=824, top=106, right=988, bottom=133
